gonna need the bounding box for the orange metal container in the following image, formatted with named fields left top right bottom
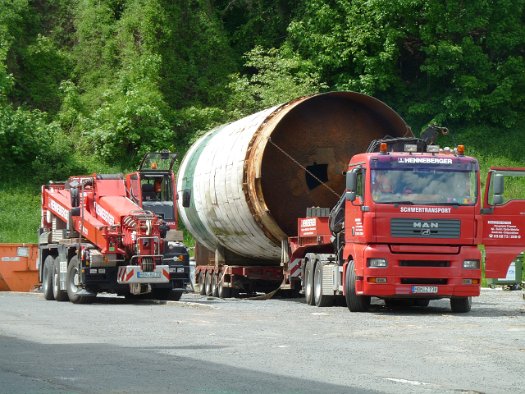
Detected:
left=0, top=243, right=39, bottom=292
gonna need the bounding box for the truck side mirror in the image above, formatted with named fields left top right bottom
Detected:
left=345, top=169, right=357, bottom=202
left=493, top=174, right=504, bottom=205
left=182, top=189, right=191, bottom=208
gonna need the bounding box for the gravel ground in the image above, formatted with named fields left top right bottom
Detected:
left=0, top=288, right=523, bottom=393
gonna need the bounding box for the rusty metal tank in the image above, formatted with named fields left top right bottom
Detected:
left=177, top=91, right=411, bottom=264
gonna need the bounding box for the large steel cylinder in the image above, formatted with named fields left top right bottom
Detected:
left=177, top=91, right=411, bottom=264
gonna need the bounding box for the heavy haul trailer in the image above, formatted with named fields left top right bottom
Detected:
left=178, top=91, right=525, bottom=312
left=38, top=164, right=190, bottom=304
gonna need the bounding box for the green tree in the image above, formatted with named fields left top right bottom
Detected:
left=287, top=0, right=525, bottom=130
left=212, top=0, right=298, bottom=58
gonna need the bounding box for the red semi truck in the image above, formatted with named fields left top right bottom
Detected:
left=38, top=152, right=190, bottom=303
left=193, top=138, right=525, bottom=313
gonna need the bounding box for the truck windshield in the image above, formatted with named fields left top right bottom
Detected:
left=371, top=168, right=477, bottom=205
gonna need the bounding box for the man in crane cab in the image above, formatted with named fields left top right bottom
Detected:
left=154, top=178, right=162, bottom=198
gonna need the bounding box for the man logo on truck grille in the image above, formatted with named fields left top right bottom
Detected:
left=413, top=221, right=438, bottom=236
left=413, top=222, right=439, bottom=229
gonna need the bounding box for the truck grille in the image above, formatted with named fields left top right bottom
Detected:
left=391, top=218, right=460, bottom=239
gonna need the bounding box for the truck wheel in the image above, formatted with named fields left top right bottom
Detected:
left=304, top=259, right=315, bottom=305
left=198, top=273, right=206, bottom=295
left=345, top=260, right=370, bottom=312
left=314, top=262, right=334, bottom=307
left=450, top=297, right=471, bottom=313
left=211, top=274, right=219, bottom=297
left=66, top=256, right=94, bottom=304
left=53, top=258, right=69, bottom=302
left=205, top=271, right=213, bottom=296
left=42, top=255, right=55, bottom=300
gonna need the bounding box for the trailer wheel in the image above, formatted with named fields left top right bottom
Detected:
left=53, top=258, right=69, bottom=302
left=211, top=274, right=219, bottom=297
left=450, top=297, right=471, bottom=313
left=304, top=259, right=315, bottom=305
left=66, top=256, right=94, bottom=304
left=42, top=255, right=55, bottom=300
left=205, top=271, right=213, bottom=296
left=345, top=260, right=370, bottom=312
left=314, top=262, right=334, bottom=307
left=198, top=273, right=206, bottom=295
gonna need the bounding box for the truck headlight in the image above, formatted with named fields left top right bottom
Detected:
left=463, top=260, right=480, bottom=269
left=367, top=258, right=388, bottom=268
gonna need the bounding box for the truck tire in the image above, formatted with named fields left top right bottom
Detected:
left=450, top=296, right=471, bottom=313
left=42, top=255, right=55, bottom=300
left=304, top=259, right=315, bottom=305
left=198, top=273, right=206, bottom=295
left=345, top=260, right=370, bottom=312
left=211, top=274, right=219, bottom=297
left=53, top=258, right=69, bottom=302
left=205, top=271, right=213, bottom=296
left=314, top=262, right=334, bottom=307
left=66, top=256, right=94, bottom=304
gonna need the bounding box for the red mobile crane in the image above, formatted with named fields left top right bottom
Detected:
left=38, top=152, right=190, bottom=303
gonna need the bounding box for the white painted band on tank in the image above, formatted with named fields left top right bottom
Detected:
left=177, top=105, right=282, bottom=260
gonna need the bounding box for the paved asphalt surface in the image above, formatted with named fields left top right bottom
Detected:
left=0, top=289, right=524, bottom=393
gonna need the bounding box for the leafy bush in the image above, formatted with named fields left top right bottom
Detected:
left=227, top=45, right=326, bottom=117
left=81, top=54, right=174, bottom=165
left=0, top=103, right=80, bottom=182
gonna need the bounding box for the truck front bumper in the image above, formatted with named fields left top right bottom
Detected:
left=356, top=245, right=481, bottom=298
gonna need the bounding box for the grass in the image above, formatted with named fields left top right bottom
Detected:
left=0, top=181, right=41, bottom=243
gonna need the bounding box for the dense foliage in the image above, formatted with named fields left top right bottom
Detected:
left=0, top=0, right=524, bottom=242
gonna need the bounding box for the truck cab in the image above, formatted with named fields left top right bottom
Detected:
left=342, top=143, right=482, bottom=310
left=340, top=142, right=525, bottom=311
left=296, top=140, right=525, bottom=313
